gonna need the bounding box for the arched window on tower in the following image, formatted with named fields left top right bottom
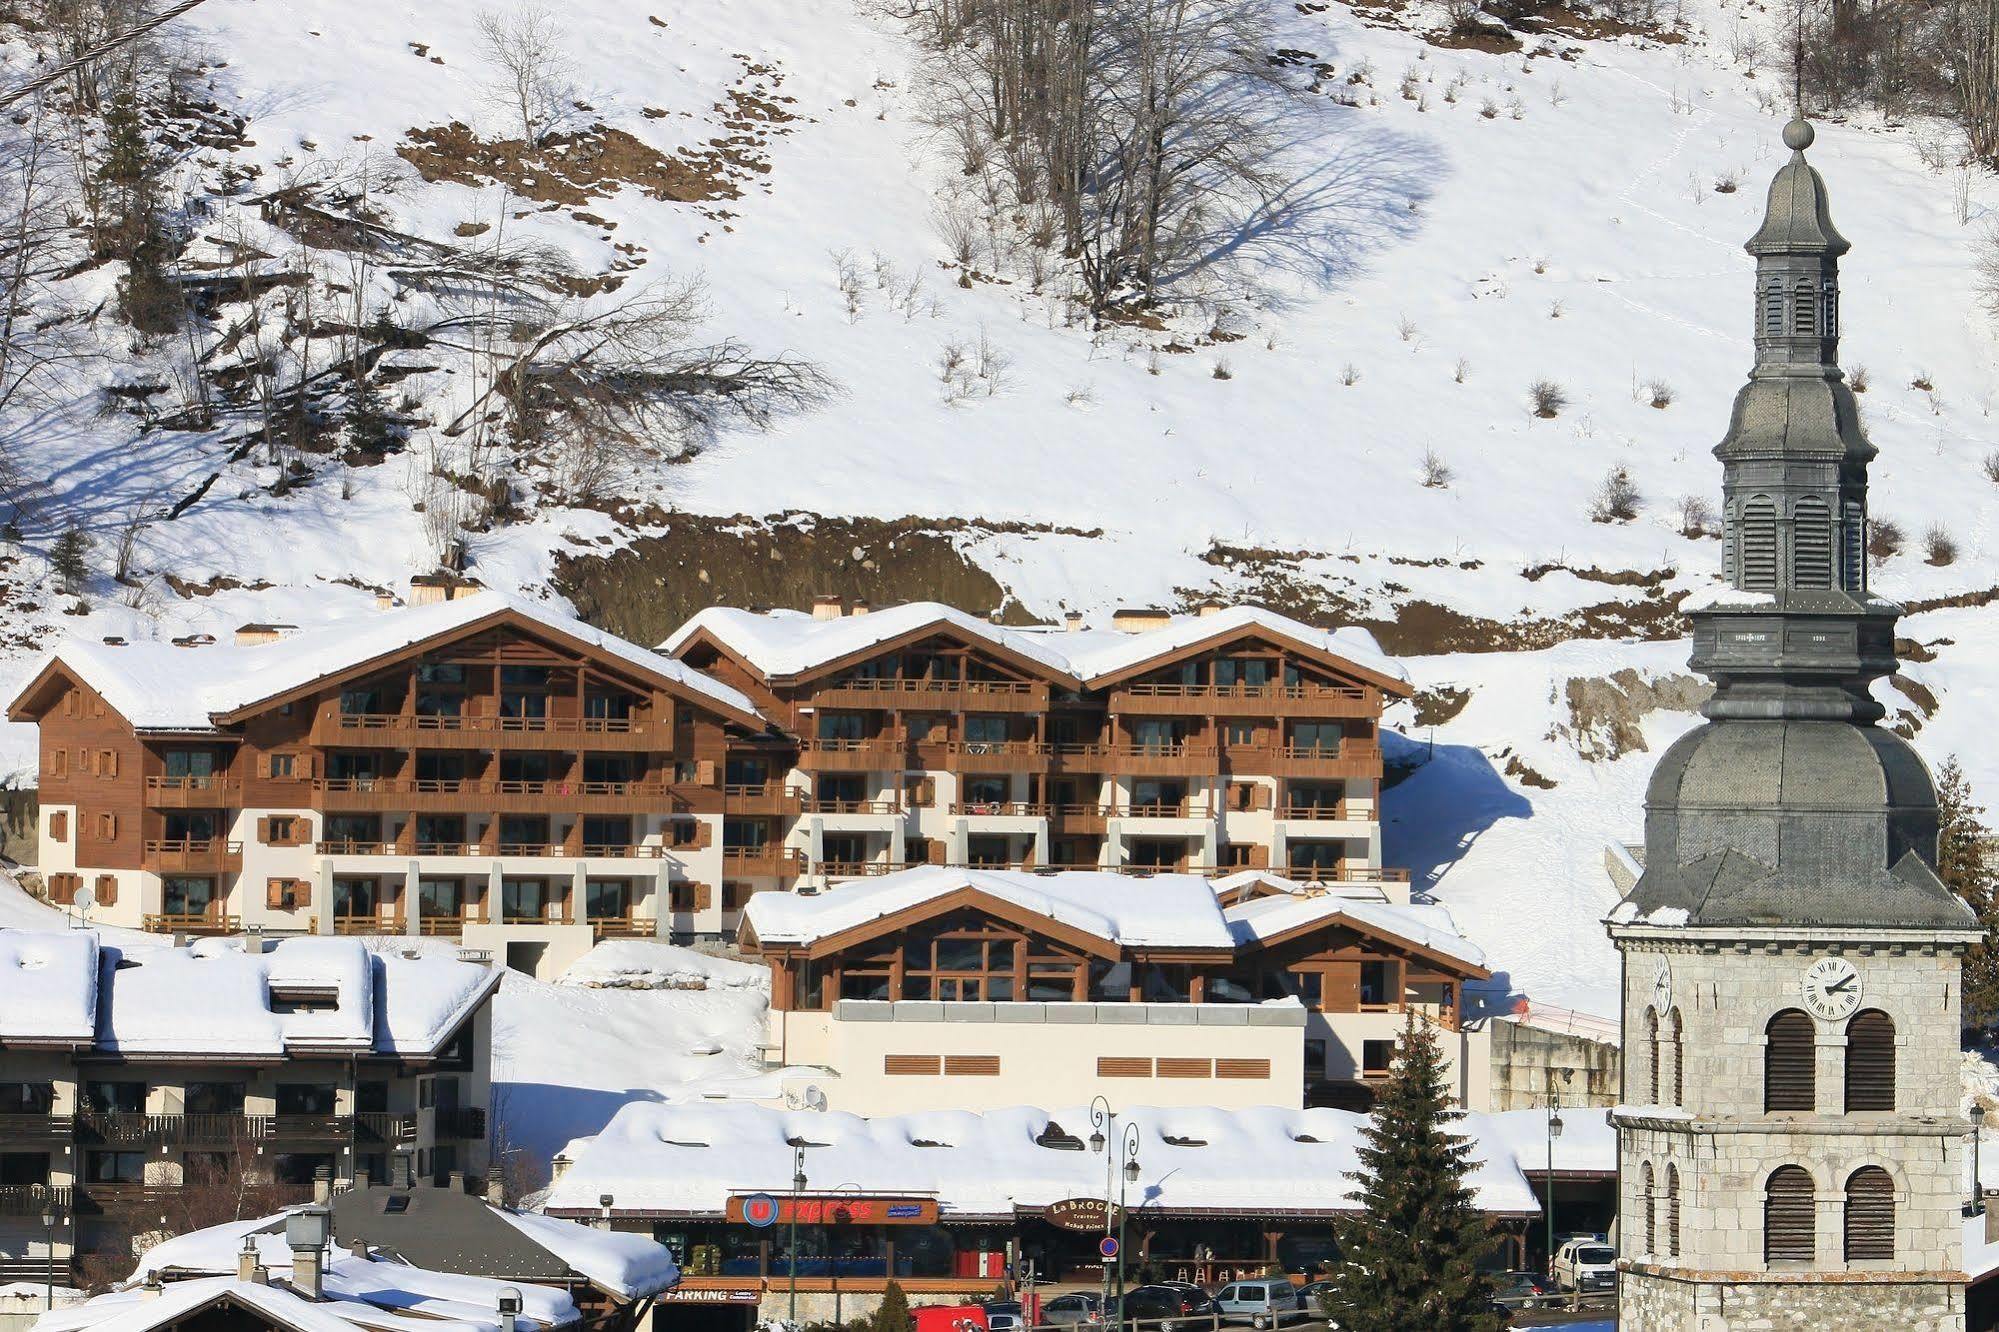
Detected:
left=1793, top=278, right=1818, bottom=336
left=1823, top=281, right=1839, bottom=338
left=1793, top=497, right=1833, bottom=588
left=1643, top=1161, right=1657, bottom=1253
left=1645, top=1007, right=1660, bottom=1103
left=1741, top=498, right=1779, bottom=591
left=1765, top=1165, right=1816, bottom=1263
left=1845, top=1009, right=1896, bottom=1111
left=1762, top=280, right=1785, bottom=337
left=1666, top=1163, right=1682, bottom=1258
left=1669, top=1008, right=1685, bottom=1106
left=1842, top=500, right=1865, bottom=592
left=1765, top=1009, right=1815, bottom=1112
left=1844, top=1167, right=1894, bottom=1261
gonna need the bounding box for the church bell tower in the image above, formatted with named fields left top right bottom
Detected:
left=1607, top=119, right=1982, bottom=1331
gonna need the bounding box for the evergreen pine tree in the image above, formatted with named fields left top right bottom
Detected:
left=1318, top=1014, right=1503, bottom=1332
left=49, top=524, right=91, bottom=596
left=1937, top=756, right=1999, bottom=1029
left=869, top=1279, right=914, bottom=1332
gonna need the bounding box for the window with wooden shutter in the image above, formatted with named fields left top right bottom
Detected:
left=49, top=749, right=67, bottom=777
left=695, top=760, right=718, bottom=785
left=1215, top=1059, right=1270, bottom=1079
left=95, top=875, right=118, bottom=906
left=267, top=878, right=301, bottom=910
left=1844, top=1167, right=1894, bottom=1262
left=1670, top=1008, right=1684, bottom=1106
left=884, top=1055, right=941, bottom=1076
left=97, top=813, right=116, bottom=840
left=1765, top=1009, right=1815, bottom=1112
left=1097, top=1057, right=1152, bottom=1078
left=105, top=749, right=118, bottom=777
left=1845, top=1009, right=1895, bottom=1112
left=49, top=811, right=67, bottom=842
left=1666, top=1164, right=1681, bottom=1258
left=1642, top=1162, right=1657, bottom=1254
left=1764, top=1165, right=1816, bottom=1263
left=1645, top=1007, right=1659, bottom=1103
left=46, top=873, right=80, bottom=904
left=1157, top=1057, right=1212, bottom=1079
left=943, top=1055, right=1000, bottom=1076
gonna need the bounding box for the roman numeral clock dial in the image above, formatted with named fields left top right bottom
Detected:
left=1801, top=955, right=1862, bottom=1022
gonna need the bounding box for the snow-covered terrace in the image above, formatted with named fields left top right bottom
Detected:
left=0, top=931, right=499, bottom=1058
left=543, top=1103, right=1614, bottom=1221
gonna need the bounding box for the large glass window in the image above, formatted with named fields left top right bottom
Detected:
left=184, top=1081, right=245, bottom=1115
left=1131, top=719, right=1185, bottom=752
left=85, top=1151, right=144, bottom=1183
left=584, top=693, right=633, bottom=720
left=1289, top=722, right=1343, bottom=755
left=964, top=716, right=1008, bottom=744
left=323, top=815, right=380, bottom=844
left=277, top=1084, right=336, bottom=1115
left=817, top=713, right=865, bottom=741
left=418, top=879, right=463, bottom=919
left=586, top=880, right=631, bottom=920
left=725, top=756, right=769, bottom=786
left=1212, top=657, right=1271, bottom=689
left=84, top=1081, right=146, bottom=1113
left=502, top=879, right=550, bottom=921
left=161, top=749, right=216, bottom=778
left=162, top=876, right=216, bottom=915
left=583, top=816, right=632, bottom=848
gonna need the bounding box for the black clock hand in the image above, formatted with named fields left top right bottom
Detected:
left=1825, top=978, right=1855, bottom=994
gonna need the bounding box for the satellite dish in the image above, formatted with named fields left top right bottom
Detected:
left=803, top=1085, right=828, bottom=1112
left=74, top=885, right=96, bottom=919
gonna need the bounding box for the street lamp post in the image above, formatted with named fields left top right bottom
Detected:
left=1973, top=1105, right=1987, bottom=1216
left=788, top=1144, right=808, bottom=1325
left=40, top=1209, right=55, bottom=1310
left=1545, top=1093, right=1564, bottom=1295
left=1089, top=1097, right=1115, bottom=1319
left=1115, top=1123, right=1140, bottom=1331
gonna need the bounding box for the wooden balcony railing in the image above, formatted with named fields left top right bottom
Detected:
left=817, top=860, right=906, bottom=878
left=417, top=912, right=489, bottom=936
left=435, top=1106, right=488, bottom=1140
left=333, top=913, right=406, bottom=935
left=812, top=677, right=1048, bottom=712
left=1277, top=801, right=1372, bottom=820
left=949, top=801, right=1052, bottom=818
left=721, top=846, right=807, bottom=876
left=580, top=843, right=664, bottom=859
left=0, top=1184, right=70, bottom=1216
left=1112, top=681, right=1377, bottom=719
left=0, top=1113, right=73, bottom=1142
left=141, top=839, right=243, bottom=872
left=723, top=783, right=805, bottom=814
left=802, top=798, right=902, bottom=815
left=143, top=775, right=243, bottom=807
left=797, top=737, right=909, bottom=769
left=590, top=914, right=653, bottom=940
left=143, top=912, right=242, bottom=935
left=1282, top=863, right=1411, bottom=884
left=356, top=1112, right=418, bottom=1143
left=1117, top=800, right=1216, bottom=819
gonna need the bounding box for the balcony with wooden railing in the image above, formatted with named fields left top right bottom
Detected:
left=313, top=707, right=655, bottom=750
left=801, top=797, right=903, bottom=817
left=797, top=736, right=911, bottom=771
left=817, top=860, right=907, bottom=879
left=1115, top=798, right=1217, bottom=821
left=724, top=783, right=805, bottom=816
left=142, top=911, right=242, bottom=935
left=590, top=913, right=655, bottom=940
left=312, top=777, right=688, bottom=815
left=333, top=913, right=407, bottom=935
left=435, top=1106, right=488, bottom=1140
left=1058, top=742, right=1220, bottom=777
left=1281, top=863, right=1412, bottom=885
left=1226, top=742, right=1383, bottom=778
left=721, top=845, right=808, bottom=878
left=915, top=739, right=1052, bottom=774
left=417, top=910, right=489, bottom=937
left=143, top=775, right=244, bottom=808
left=948, top=801, right=1052, bottom=819
left=0, top=1114, right=73, bottom=1144
left=140, top=839, right=243, bottom=873
left=1049, top=802, right=1111, bottom=832
left=1110, top=681, right=1377, bottom=718
left=810, top=676, right=1049, bottom=713
left=0, top=1184, right=70, bottom=1216
left=356, top=1112, right=418, bottom=1144
left=1276, top=799, right=1375, bottom=822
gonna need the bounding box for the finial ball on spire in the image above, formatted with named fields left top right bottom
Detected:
left=1782, top=117, right=1814, bottom=152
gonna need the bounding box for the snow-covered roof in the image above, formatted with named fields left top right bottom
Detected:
left=661, top=602, right=1407, bottom=689
left=14, top=592, right=761, bottom=731
left=0, top=931, right=497, bottom=1058
left=1220, top=890, right=1488, bottom=973
left=543, top=1103, right=1591, bottom=1219
left=0, top=930, right=98, bottom=1044
left=133, top=1200, right=676, bottom=1304
left=741, top=867, right=1238, bottom=951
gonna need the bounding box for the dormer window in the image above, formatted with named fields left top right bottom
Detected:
left=268, top=983, right=339, bottom=1013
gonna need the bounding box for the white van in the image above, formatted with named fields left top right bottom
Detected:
left=1211, top=1280, right=1302, bottom=1329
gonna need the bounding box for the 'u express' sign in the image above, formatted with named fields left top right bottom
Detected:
left=725, top=1195, right=941, bottom=1226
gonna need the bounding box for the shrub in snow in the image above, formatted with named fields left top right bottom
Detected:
left=1453, top=356, right=1470, bottom=384
left=1714, top=169, right=1741, bottom=194
left=1677, top=494, right=1715, bottom=539
left=1528, top=378, right=1567, bottom=418
left=1647, top=378, right=1674, bottom=409
left=1420, top=449, right=1453, bottom=490
left=1850, top=363, right=1871, bottom=393
left=1211, top=357, right=1233, bottom=380
left=1340, top=362, right=1361, bottom=387
left=1867, top=517, right=1905, bottom=561
left=1924, top=523, right=1958, bottom=566
left=1984, top=451, right=1999, bottom=485
left=1912, top=369, right=1935, bottom=392
left=1588, top=468, right=1641, bottom=523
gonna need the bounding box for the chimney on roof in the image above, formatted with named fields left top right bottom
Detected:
left=1063, top=611, right=1084, bottom=633
left=1110, top=608, right=1172, bottom=633
left=374, top=591, right=399, bottom=611
left=447, top=1171, right=465, bottom=1195
left=101, top=636, right=127, bottom=646
left=549, top=1152, right=572, bottom=1184
left=140, top=1276, right=163, bottom=1301
left=410, top=574, right=483, bottom=606
left=485, top=1165, right=506, bottom=1207
left=847, top=598, right=870, bottom=616
left=234, top=623, right=299, bottom=647
left=987, top=608, right=1005, bottom=625
left=170, top=633, right=217, bottom=648
left=238, top=1235, right=260, bottom=1284
left=1195, top=598, right=1226, bottom=617
left=313, top=1164, right=332, bottom=1206
left=810, top=594, right=843, bottom=621
left=243, top=926, right=265, bottom=956
left=392, top=1152, right=414, bottom=1189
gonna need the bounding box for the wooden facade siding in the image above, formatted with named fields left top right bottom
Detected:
left=942, top=1055, right=1001, bottom=1076
left=883, top=1055, right=942, bottom=1076
left=1097, top=1057, right=1152, bottom=1077
left=1214, top=1058, right=1271, bottom=1079
left=1157, top=1058, right=1212, bottom=1079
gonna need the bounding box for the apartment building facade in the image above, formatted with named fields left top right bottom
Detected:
left=737, top=865, right=1491, bottom=1114
left=662, top=599, right=1413, bottom=933
left=7, top=589, right=788, bottom=976
left=0, top=931, right=500, bottom=1283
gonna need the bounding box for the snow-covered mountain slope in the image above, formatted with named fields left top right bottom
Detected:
left=2, top=0, right=1995, bottom=1019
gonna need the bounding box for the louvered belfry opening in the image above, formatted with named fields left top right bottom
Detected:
left=1845, top=1009, right=1897, bottom=1111
left=1669, top=1008, right=1684, bottom=1106
left=1765, top=1009, right=1816, bottom=1112
left=1646, top=1007, right=1660, bottom=1102
left=1666, top=1164, right=1682, bottom=1258
left=1793, top=497, right=1833, bottom=588
left=1740, top=498, right=1779, bottom=590
left=1765, top=1165, right=1817, bottom=1263
left=1643, top=1162, right=1658, bottom=1253
left=1844, top=1167, right=1895, bottom=1261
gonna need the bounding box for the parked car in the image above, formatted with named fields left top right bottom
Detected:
left=1293, top=1279, right=1335, bottom=1315
left=1488, top=1271, right=1555, bottom=1311
left=1107, top=1284, right=1222, bottom=1332
left=1550, top=1239, right=1617, bottom=1294
left=983, top=1302, right=1024, bottom=1332
left=1211, top=1279, right=1303, bottom=1329
left=1042, top=1293, right=1103, bottom=1327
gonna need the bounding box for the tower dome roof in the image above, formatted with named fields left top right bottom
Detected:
left=1747, top=120, right=1850, bottom=257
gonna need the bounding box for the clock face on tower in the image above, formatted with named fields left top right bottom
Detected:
left=1652, top=959, right=1672, bottom=1015
left=1801, top=956, right=1862, bottom=1021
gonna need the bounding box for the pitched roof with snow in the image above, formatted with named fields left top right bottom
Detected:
left=541, top=1102, right=1602, bottom=1220
left=740, top=867, right=1238, bottom=951
left=0, top=931, right=498, bottom=1058
left=1221, top=889, right=1489, bottom=974
left=10, top=592, right=762, bottom=732
left=661, top=602, right=1407, bottom=690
